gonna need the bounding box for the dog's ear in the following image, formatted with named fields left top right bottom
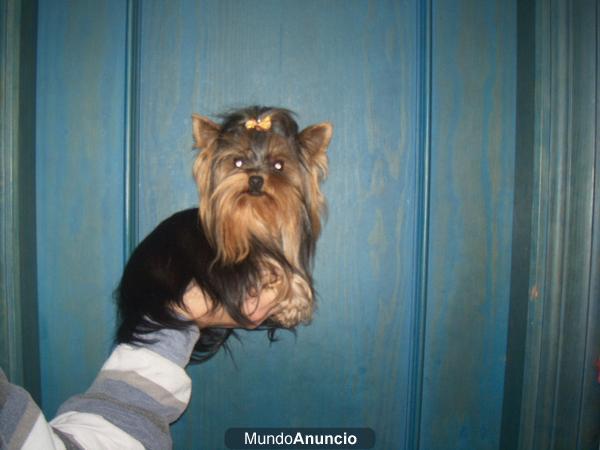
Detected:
left=192, top=114, right=220, bottom=149
left=299, top=122, right=333, bottom=181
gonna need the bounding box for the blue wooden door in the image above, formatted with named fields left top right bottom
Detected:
left=34, top=1, right=516, bottom=449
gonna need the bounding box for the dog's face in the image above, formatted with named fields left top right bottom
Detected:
left=192, top=107, right=332, bottom=266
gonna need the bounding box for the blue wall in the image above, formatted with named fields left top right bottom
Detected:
left=36, top=0, right=126, bottom=415
left=34, top=1, right=516, bottom=448
left=422, top=1, right=516, bottom=448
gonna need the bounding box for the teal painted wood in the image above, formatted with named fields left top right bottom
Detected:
left=0, top=0, right=40, bottom=401
left=35, top=0, right=127, bottom=416
left=512, top=0, right=600, bottom=448
left=124, top=0, right=141, bottom=259
left=32, top=1, right=526, bottom=449
left=421, top=1, right=516, bottom=449
left=499, top=0, right=536, bottom=447
left=134, top=1, right=423, bottom=448
left=407, top=0, right=432, bottom=449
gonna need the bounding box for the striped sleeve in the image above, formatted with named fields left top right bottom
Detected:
left=0, top=369, right=66, bottom=449
left=51, top=325, right=200, bottom=450
left=0, top=325, right=200, bottom=450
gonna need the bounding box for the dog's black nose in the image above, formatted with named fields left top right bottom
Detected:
left=248, top=175, right=264, bottom=193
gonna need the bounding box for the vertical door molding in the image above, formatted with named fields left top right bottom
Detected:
left=0, top=0, right=40, bottom=400
left=124, top=0, right=141, bottom=258
left=406, top=0, right=432, bottom=448
left=503, top=0, right=600, bottom=448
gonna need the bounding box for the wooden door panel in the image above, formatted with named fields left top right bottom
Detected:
left=33, top=1, right=517, bottom=448
left=36, top=0, right=128, bottom=415
left=134, top=1, right=422, bottom=448
left=421, top=1, right=516, bottom=449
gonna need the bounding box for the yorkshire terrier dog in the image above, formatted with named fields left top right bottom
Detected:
left=115, top=106, right=332, bottom=360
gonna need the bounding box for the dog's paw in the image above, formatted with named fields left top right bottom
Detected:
left=271, top=274, right=314, bottom=327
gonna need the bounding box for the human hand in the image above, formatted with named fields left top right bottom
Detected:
left=176, top=282, right=281, bottom=329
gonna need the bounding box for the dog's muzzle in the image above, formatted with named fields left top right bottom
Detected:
left=248, top=175, right=264, bottom=195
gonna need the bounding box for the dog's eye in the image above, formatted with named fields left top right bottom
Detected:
left=273, top=160, right=284, bottom=171
left=234, top=158, right=245, bottom=169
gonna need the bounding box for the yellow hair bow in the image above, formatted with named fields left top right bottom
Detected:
left=245, top=115, right=272, bottom=131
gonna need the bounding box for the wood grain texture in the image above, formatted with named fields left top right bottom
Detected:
left=35, top=0, right=127, bottom=415
left=134, top=1, right=422, bottom=448
left=421, top=0, right=516, bottom=449
left=32, top=1, right=523, bottom=448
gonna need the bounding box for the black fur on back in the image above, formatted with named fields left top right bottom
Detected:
left=115, top=208, right=290, bottom=362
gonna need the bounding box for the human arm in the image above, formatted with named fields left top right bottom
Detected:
left=0, top=285, right=279, bottom=450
